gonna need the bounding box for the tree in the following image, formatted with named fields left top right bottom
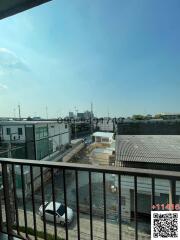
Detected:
left=154, top=114, right=163, bottom=119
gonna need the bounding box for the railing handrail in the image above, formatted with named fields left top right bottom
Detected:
left=0, top=157, right=180, bottom=179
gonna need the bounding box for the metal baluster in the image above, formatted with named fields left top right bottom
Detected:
left=103, top=173, right=107, bottom=240
left=170, top=179, right=176, bottom=210
left=30, top=165, right=37, bottom=240
left=63, top=169, right=68, bottom=240
left=134, top=176, right=138, bottom=240
left=118, top=175, right=121, bottom=240
left=51, top=168, right=57, bottom=240
left=20, top=165, right=28, bottom=238
left=11, top=164, right=19, bottom=235
left=40, top=167, right=47, bottom=240
left=151, top=177, right=155, bottom=208
left=89, top=172, right=93, bottom=240
left=0, top=189, right=3, bottom=233
left=75, top=170, right=80, bottom=240
left=2, top=163, right=13, bottom=236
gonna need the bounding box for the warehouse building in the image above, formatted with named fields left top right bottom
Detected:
left=0, top=120, right=70, bottom=196
left=115, top=135, right=180, bottom=170
left=92, top=132, right=115, bottom=144
left=113, top=135, right=180, bottom=222
left=0, top=120, right=70, bottom=160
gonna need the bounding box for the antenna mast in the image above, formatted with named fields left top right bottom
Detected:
left=18, top=104, right=21, bottom=120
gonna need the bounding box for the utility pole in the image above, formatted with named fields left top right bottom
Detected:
left=90, top=102, right=93, bottom=134
left=107, top=107, right=110, bottom=118
left=18, top=104, right=21, bottom=120
left=13, top=108, right=16, bottom=119
left=46, top=105, right=48, bottom=120
left=74, top=107, right=78, bottom=139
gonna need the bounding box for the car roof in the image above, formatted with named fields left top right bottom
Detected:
left=45, top=202, right=61, bottom=211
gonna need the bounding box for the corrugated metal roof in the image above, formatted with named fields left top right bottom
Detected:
left=116, top=135, right=180, bottom=164
left=0, top=0, right=52, bottom=20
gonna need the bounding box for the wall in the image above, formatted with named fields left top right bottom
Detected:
left=1, top=125, right=26, bottom=142
left=94, top=120, right=114, bottom=132
left=34, top=122, right=70, bottom=160
left=48, top=122, right=70, bottom=151
left=35, top=124, right=49, bottom=160
left=117, top=120, right=180, bottom=135
left=25, top=125, right=36, bottom=159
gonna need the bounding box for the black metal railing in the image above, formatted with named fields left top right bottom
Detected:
left=0, top=157, right=179, bottom=240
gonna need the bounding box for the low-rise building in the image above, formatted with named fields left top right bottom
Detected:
left=117, top=119, right=180, bottom=135
left=92, top=132, right=115, bottom=144
left=115, top=135, right=180, bottom=170
left=114, top=135, right=180, bottom=222
left=0, top=120, right=70, bottom=197
left=160, top=113, right=180, bottom=120
left=71, top=122, right=91, bottom=139
left=0, top=120, right=70, bottom=160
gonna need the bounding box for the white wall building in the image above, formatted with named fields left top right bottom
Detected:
left=92, top=132, right=115, bottom=144
left=0, top=120, right=70, bottom=160
left=0, top=120, right=70, bottom=197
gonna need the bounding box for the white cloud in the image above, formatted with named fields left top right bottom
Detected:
left=0, top=48, right=29, bottom=74
left=0, top=83, right=8, bottom=90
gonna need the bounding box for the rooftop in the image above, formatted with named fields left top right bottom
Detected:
left=0, top=120, right=61, bottom=125
left=161, top=113, right=180, bottom=115
left=119, top=119, right=180, bottom=123
left=92, top=132, right=114, bottom=138
left=116, top=135, right=180, bottom=165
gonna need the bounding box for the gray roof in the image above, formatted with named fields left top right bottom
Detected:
left=0, top=120, right=61, bottom=126
left=116, top=135, right=180, bottom=164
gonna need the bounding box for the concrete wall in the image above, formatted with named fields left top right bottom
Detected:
left=113, top=176, right=180, bottom=218
left=95, top=121, right=114, bottom=132
left=95, top=136, right=110, bottom=143
left=1, top=125, right=26, bottom=142
left=117, top=120, right=180, bottom=135
left=48, top=122, right=70, bottom=151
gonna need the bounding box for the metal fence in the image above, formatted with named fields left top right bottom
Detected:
left=0, top=157, right=179, bottom=240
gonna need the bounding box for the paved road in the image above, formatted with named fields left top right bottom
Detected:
left=16, top=210, right=150, bottom=240
left=1, top=205, right=150, bottom=240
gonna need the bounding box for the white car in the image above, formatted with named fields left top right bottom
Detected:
left=38, top=201, right=73, bottom=225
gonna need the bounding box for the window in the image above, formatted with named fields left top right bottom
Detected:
left=6, top=128, right=11, bottom=135
left=18, top=128, right=23, bottom=135
left=57, top=205, right=65, bottom=216
left=102, top=137, right=109, bottom=142
left=65, top=124, right=67, bottom=129
left=35, top=126, right=48, bottom=140
left=96, top=136, right=101, bottom=142
left=45, top=210, right=54, bottom=215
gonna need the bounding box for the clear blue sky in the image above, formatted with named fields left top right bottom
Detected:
left=0, top=0, right=180, bottom=118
